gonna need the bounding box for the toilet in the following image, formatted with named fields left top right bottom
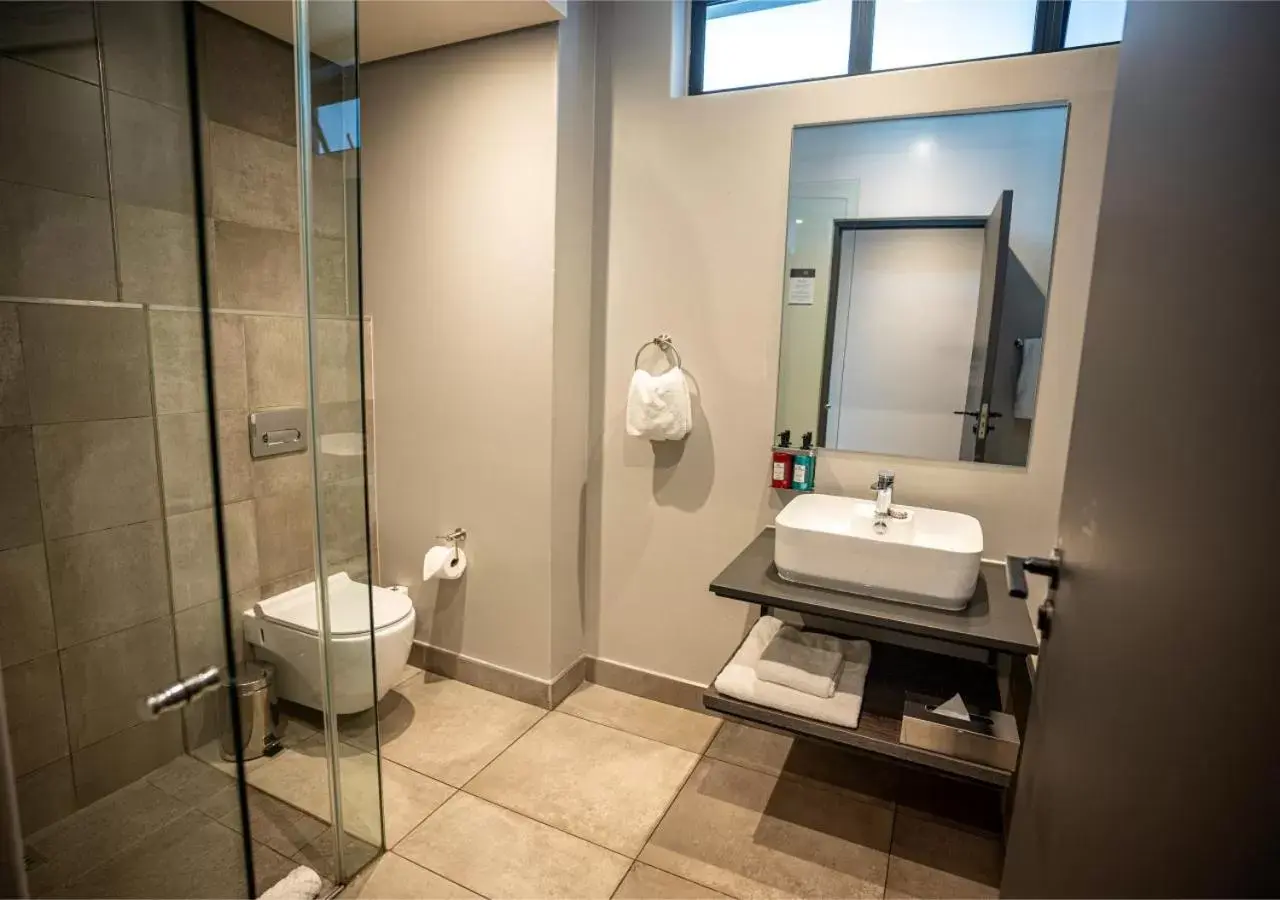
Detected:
left=242, top=571, right=415, bottom=715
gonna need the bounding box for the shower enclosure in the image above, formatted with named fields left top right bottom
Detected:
left=0, top=0, right=379, bottom=894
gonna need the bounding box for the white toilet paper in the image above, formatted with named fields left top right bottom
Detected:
left=422, top=545, right=467, bottom=581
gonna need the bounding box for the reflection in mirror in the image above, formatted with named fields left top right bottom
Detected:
left=775, top=106, right=1068, bottom=466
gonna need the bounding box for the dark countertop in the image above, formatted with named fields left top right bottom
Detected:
left=709, top=528, right=1039, bottom=656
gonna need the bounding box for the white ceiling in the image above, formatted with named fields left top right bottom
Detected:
left=203, top=0, right=565, bottom=64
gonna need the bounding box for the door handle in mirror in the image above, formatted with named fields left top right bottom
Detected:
left=1006, top=551, right=1063, bottom=599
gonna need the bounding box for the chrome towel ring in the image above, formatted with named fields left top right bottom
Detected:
left=633, top=334, right=682, bottom=371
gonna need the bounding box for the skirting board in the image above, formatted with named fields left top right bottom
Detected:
left=408, top=642, right=707, bottom=713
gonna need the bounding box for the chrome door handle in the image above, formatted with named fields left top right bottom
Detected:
left=139, top=666, right=222, bottom=720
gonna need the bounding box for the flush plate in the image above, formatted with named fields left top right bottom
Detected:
left=249, top=408, right=308, bottom=458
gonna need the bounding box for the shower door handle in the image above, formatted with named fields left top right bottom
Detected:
left=138, top=666, right=223, bottom=720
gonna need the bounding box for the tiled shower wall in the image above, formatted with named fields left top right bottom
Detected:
left=0, top=2, right=373, bottom=835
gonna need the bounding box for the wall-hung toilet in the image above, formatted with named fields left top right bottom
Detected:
left=243, top=571, right=415, bottom=715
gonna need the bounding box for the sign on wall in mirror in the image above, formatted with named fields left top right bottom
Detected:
left=775, top=106, right=1068, bottom=467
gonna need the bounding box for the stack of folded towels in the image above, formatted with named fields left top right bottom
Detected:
left=714, top=616, right=871, bottom=729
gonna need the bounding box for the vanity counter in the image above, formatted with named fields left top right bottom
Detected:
left=709, top=528, right=1039, bottom=657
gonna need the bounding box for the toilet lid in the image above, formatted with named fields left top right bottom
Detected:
left=255, top=571, right=412, bottom=636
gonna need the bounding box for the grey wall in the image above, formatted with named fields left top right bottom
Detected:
left=0, top=2, right=368, bottom=836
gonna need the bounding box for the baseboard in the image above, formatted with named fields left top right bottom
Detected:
left=584, top=657, right=707, bottom=713
left=409, top=642, right=586, bottom=710
left=409, top=643, right=704, bottom=714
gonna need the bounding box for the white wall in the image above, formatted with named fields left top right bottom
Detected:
left=588, top=0, right=1117, bottom=684
left=831, top=228, right=985, bottom=458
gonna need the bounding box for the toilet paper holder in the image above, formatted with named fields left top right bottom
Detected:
left=436, top=528, right=467, bottom=561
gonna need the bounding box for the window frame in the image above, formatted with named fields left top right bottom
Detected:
left=688, top=0, right=1115, bottom=96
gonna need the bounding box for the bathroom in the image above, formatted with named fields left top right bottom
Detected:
left=1, top=0, right=1276, bottom=897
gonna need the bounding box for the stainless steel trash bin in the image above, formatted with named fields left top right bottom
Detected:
left=220, top=662, right=281, bottom=762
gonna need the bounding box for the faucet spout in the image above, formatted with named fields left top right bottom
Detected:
left=870, top=470, right=895, bottom=518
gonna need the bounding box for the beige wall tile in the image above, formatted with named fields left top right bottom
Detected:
left=19, top=303, right=152, bottom=424
left=0, top=303, right=31, bottom=426
left=0, top=183, right=115, bottom=301
left=253, top=450, right=312, bottom=497
left=99, top=0, right=188, bottom=111
left=157, top=411, right=216, bottom=514
left=60, top=617, right=177, bottom=749
left=16, top=757, right=77, bottom=837
left=244, top=315, right=306, bottom=409
left=166, top=502, right=261, bottom=613
left=311, top=153, right=348, bottom=240
left=0, top=543, right=55, bottom=666
left=117, top=205, right=200, bottom=307
left=47, top=520, right=170, bottom=648
left=314, top=317, right=363, bottom=404
left=107, top=90, right=195, bottom=214
left=396, top=793, right=630, bottom=900
left=0, top=2, right=99, bottom=82
left=70, top=716, right=184, bottom=808
left=33, top=418, right=161, bottom=539
left=3, top=653, right=69, bottom=776
left=0, top=58, right=108, bottom=197
left=0, top=427, right=42, bottom=550
left=149, top=310, right=247, bottom=414
left=212, top=220, right=303, bottom=313
left=255, top=488, right=314, bottom=582
left=197, top=6, right=296, bottom=145
left=208, top=122, right=299, bottom=232
left=314, top=237, right=350, bottom=316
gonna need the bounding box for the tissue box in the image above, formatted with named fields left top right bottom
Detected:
left=899, top=693, right=1020, bottom=772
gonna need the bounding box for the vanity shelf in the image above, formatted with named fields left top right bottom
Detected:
left=709, top=529, right=1038, bottom=656
left=704, top=528, right=1037, bottom=787
left=704, top=640, right=1012, bottom=787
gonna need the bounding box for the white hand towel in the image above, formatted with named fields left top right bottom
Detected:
left=260, top=866, right=323, bottom=900
left=626, top=367, right=692, bottom=441
left=714, top=616, right=871, bottom=730
left=1014, top=337, right=1042, bottom=419
left=756, top=625, right=845, bottom=698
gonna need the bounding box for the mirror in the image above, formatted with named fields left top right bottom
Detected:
left=775, top=106, right=1069, bottom=466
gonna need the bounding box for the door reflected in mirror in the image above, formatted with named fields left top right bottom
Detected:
left=776, top=106, right=1068, bottom=466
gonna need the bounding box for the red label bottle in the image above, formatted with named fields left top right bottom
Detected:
left=771, top=430, right=793, bottom=488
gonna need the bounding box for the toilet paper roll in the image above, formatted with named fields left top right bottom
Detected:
left=422, top=545, right=468, bottom=581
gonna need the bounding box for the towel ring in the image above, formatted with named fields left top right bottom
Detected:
left=633, top=334, right=682, bottom=371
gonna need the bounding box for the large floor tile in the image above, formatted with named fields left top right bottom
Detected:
left=467, top=711, right=699, bottom=856
left=397, top=793, right=631, bottom=900
left=48, top=809, right=292, bottom=899
left=145, top=752, right=236, bottom=807
left=345, top=675, right=545, bottom=787
left=705, top=722, right=898, bottom=809
left=884, top=813, right=1002, bottom=900
left=291, top=828, right=379, bottom=886
left=247, top=736, right=453, bottom=847
left=341, top=852, right=481, bottom=899
left=209, top=784, right=328, bottom=859
left=639, top=757, right=893, bottom=899
left=557, top=683, right=722, bottom=753
left=613, top=862, right=730, bottom=899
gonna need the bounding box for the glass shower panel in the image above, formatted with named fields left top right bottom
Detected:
left=294, top=0, right=384, bottom=882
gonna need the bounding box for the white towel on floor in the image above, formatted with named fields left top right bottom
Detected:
left=260, top=866, right=323, bottom=900
left=715, top=616, right=871, bottom=730
left=756, top=625, right=845, bottom=698
left=625, top=367, right=692, bottom=441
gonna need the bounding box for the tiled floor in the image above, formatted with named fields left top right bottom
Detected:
left=23, top=665, right=1005, bottom=899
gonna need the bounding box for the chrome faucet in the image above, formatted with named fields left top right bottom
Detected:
left=870, top=470, right=907, bottom=531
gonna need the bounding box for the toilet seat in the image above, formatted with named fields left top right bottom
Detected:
left=254, top=571, right=412, bottom=637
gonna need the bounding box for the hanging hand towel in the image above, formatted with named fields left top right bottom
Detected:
left=756, top=625, right=845, bottom=698
left=626, top=367, right=692, bottom=441
left=1015, top=337, right=1043, bottom=419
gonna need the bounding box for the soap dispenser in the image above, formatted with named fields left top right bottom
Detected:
left=771, top=430, right=793, bottom=489
left=790, top=431, right=816, bottom=492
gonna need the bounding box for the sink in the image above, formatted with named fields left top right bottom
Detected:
left=774, top=493, right=983, bottom=610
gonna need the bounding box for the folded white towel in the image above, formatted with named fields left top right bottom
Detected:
left=260, top=866, right=323, bottom=900
left=715, top=616, right=871, bottom=730
left=1014, top=337, right=1042, bottom=419
left=756, top=625, right=845, bottom=698
left=625, top=367, right=692, bottom=441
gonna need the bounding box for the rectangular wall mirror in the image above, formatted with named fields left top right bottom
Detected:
left=775, top=105, right=1069, bottom=466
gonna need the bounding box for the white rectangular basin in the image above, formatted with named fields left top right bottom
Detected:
left=774, top=493, right=983, bottom=610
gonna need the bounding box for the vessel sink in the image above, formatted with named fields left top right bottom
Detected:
left=774, top=493, right=983, bottom=610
